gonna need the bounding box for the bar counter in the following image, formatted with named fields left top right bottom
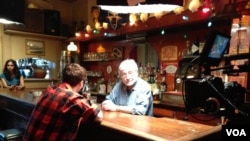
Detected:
left=0, top=88, right=221, bottom=140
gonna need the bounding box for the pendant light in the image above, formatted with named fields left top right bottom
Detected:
left=67, top=42, right=77, bottom=51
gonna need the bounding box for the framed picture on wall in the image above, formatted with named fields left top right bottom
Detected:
left=26, top=39, right=45, bottom=56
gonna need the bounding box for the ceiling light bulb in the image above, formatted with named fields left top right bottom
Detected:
left=103, top=22, right=108, bottom=29
left=140, top=13, right=148, bottom=22
left=95, top=22, right=101, bottom=30
left=129, top=14, right=137, bottom=25
left=86, top=25, right=92, bottom=33
left=75, top=32, right=80, bottom=37
left=188, top=0, right=202, bottom=12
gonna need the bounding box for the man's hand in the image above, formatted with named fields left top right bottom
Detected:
left=101, top=101, right=119, bottom=111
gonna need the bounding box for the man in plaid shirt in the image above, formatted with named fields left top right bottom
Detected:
left=23, top=63, right=102, bottom=141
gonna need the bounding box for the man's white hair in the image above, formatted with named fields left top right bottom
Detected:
left=119, top=59, right=138, bottom=72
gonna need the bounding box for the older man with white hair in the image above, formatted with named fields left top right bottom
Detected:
left=101, top=59, right=153, bottom=116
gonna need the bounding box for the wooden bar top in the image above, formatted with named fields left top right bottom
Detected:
left=0, top=88, right=221, bottom=140
left=101, top=111, right=221, bottom=141
left=0, top=88, right=42, bottom=105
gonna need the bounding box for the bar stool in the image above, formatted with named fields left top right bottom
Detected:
left=0, top=128, right=24, bottom=141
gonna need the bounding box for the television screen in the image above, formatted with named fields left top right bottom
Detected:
left=0, top=0, right=25, bottom=24
left=199, top=30, right=231, bottom=67
left=208, top=35, right=230, bottom=59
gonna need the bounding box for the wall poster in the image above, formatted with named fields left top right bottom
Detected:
left=161, top=46, right=178, bottom=61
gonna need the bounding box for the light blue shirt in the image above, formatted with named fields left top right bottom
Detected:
left=105, top=77, right=153, bottom=116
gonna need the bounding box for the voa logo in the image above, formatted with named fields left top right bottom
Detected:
left=226, top=129, right=247, bottom=136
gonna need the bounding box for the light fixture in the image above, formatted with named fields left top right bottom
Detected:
left=140, top=13, right=148, bottom=22
left=100, top=4, right=181, bottom=28
left=75, top=32, right=80, bottom=37
left=67, top=42, right=77, bottom=51
left=207, top=20, right=213, bottom=27
left=129, top=14, right=138, bottom=25
left=188, top=0, right=203, bottom=12
left=84, top=33, right=90, bottom=37
left=93, top=29, right=99, bottom=34
left=103, top=22, right=109, bottom=29
left=95, top=22, right=102, bottom=30
left=161, top=29, right=165, bottom=35
left=86, top=25, right=92, bottom=33
left=99, top=4, right=181, bottom=14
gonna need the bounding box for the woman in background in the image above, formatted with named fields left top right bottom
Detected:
left=0, top=59, right=25, bottom=90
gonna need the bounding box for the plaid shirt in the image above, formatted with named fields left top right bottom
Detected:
left=23, top=83, right=97, bottom=141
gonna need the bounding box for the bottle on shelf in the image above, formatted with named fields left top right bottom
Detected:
left=157, top=76, right=167, bottom=101
left=182, top=40, right=192, bottom=57
left=97, top=78, right=106, bottom=94
left=148, top=68, right=160, bottom=100
left=160, top=76, right=167, bottom=93
left=107, top=78, right=114, bottom=94
left=148, top=70, right=155, bottom=84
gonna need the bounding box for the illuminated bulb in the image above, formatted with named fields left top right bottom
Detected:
left=95, top=22, right=101, bottom=30
left=93, top=29, right=99, bottom=34
left=97, top=45, right=106, bottom=53
left=207, top=21, right=212, bottom=27
left=140, top=13, right=148, bottom=22
left=86, top=25, right=92, bottom=33
left=161, top=30, right=165, bottom=35
left=103, top=22, right=108, bottom=29
left=84, top=33, right=90, bottom=38
left=202, top=7, right=210, bottom=13
left=182, top=16, right=189, bottom=21
left=188, top=0, right=202, bottom=12
left=174, top=7, right=184, bottom=15
left=75, top=32, right=80, bottom=37
left=129, top=14, right=137, bottom=25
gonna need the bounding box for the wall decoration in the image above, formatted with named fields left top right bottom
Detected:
left=112, top=46, right=123, bottom=59
left=161, top=46, right=178, bottom=61
left=26, top=40, right=45, bottom=56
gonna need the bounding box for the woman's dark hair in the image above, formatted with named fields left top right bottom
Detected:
left=3, top=59, right=21, bottom=81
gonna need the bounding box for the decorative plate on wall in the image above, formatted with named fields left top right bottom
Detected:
left=112, top=46, right=123, bottom=59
